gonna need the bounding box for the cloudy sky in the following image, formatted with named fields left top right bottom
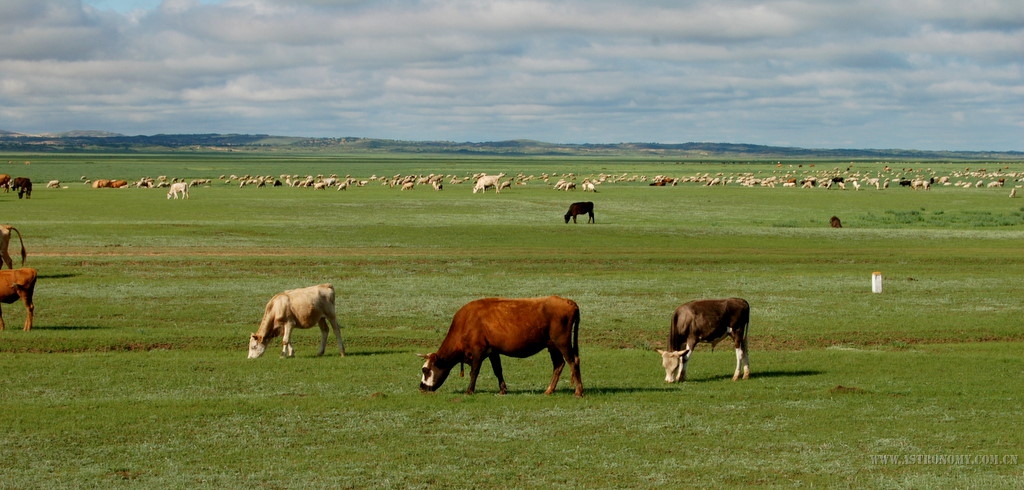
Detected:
left=1, top=0, right=1021, bottom=150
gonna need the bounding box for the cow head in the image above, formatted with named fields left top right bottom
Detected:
left=564, top=213, right=571, bottom=224
left=248, top=334, right=267, bottom=359
left=657, top=349, right=688, bottom=383
left=417, top=353, right=452, bottom=392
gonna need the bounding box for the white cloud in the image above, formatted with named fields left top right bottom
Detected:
left=1, top=0, right=1021, bottom=149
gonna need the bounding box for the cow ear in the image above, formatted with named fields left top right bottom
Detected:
left=656, top=349, right=667, bottom=355
left=416, top=353, right=428, bottom=359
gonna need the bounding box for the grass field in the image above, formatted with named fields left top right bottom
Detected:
left=0, top=152, right=1021, bottom=488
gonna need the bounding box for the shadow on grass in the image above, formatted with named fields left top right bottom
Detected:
left=28, top=324, right=105, bottom=330
left=691, top=369, right=824, bottom=383
left=38, top=273, right=79, bottom=280
left=426, top=370, right=826, bottom=396
left=289, top=350, right=402, bottom=358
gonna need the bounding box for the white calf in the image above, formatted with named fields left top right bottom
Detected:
left=473, top=173, right=505, bottom=193
left=248, top=284, right=345, bottom=358
left=166, top=182, right=189, bottom=199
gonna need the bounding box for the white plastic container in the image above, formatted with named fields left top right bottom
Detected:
left=871, top=272, right=883, bottom=293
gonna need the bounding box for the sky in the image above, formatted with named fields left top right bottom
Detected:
left=1, top=1, right=1022, bottom=150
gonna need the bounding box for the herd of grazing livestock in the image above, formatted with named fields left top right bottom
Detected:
left=0, top=217, right=747, bottom=397
left=246, top=280, right=751, bottom=398
left=48, top=163, right=1020, bottom=199
left=3, top=160, right=1018, bottom=199
left=3, top=162, right=1020, bottom=396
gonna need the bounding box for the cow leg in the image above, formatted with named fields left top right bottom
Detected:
left=20, top=291, right=33, bottom=332
left=545, top=348, right=566, bottom=395
left=465, top=356, right=485, bottom=395
left=488, top=354, right=507, bottom=395
left=327, top=314, right=345, bottom=356
left=735, top=336, right=750, bottom=380
left=316, top=318, right=329, bottom=356
left=588, top=211, right=594, bottom=224
left=564, top=350, right=583, bottom=397
left=280, top=323, right=295, bottom=357
left=732, top=347, right=745, bottom=381
left=0, top=304, right=5, bottom=330
left=0, top=250, right=11, bottom=269
left=678, top=347, right=693, bottom=382
left=568, top=358, right=583, bottom=397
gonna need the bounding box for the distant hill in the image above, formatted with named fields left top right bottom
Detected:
left=0, top=130, right=1020, bottom=160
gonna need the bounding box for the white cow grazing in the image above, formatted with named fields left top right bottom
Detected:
left=248, top=284, right=345, bottom=359
left=473, top=173, right=505, bottom=193
left=166, top=182, right=189, bottom=199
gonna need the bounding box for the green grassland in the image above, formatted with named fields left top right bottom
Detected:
left=0, top=152, right=1021, bottom=488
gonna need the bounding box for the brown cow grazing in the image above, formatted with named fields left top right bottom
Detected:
left=564, top=201, right=595, bottom=224
left=0, top=225, right=27, bottom=269
left=11, top=177, right=31, bottom=199
left=0, top=268, right=37, bottom=331
left=247, top=284, right=345, bottom=358
left=657, top=298, right=750, bottom=383
left=0, top=174, right=10, bottom=192
left=419, top=296, right=583, bottom=397
left=830, top=216, right=842, bottom=228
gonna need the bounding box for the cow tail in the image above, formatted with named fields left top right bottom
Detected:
left=12, top=226, right=25, bottom=266
left=744, top=310, right=750, bottom=343
left=571, top=306, right=581, bottom=362
left=668, top=309, right=680, bottom=351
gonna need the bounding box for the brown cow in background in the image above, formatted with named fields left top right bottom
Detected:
left=0, top=174, right=10, bottom=192
left=830, top=216, right=843, bottom=228
left=0, top=225, right=27, bottom=269
left=0, top=268, right=37, bottom=331
left=11, top=177, right=31, bottom=199
left=564, top=201, right=595, bottom=224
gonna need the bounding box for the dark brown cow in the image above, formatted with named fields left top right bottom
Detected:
left=830, top=216, right=843, bottom=228
left=0, top=174, right=10, bottom=192
left=0, top=268, right=37, bottom=331
left=419, top=296, right=583, bottom=397
left=656, top=298, right=750, bottom=383
left=564, top=201, right=595, bottom=224
left=11, top=177, right=31, bottom=199
left=0, top=225, right=26, bottom=269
